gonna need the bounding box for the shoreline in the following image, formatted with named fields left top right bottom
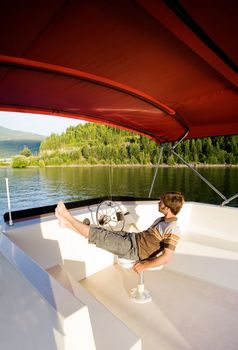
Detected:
left=1, top=163, right=238, bottom=169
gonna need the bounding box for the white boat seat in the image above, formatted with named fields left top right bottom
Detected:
left=118, top=257, right=164, bottom=303
left=117, top=258, right=135, bottom=269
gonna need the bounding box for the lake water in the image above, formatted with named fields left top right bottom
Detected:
left=0, top=166, right=237, bottom=225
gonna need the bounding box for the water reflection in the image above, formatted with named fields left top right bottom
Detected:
left=0, top=166, right=237, bottom=224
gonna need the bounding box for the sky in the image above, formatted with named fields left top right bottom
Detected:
left=0, top=111, right=84, bottom=136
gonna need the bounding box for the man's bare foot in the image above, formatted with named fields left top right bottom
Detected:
left=55, top=201, right=71, bottom=228
left=56, top=201, right=71, bottom=218
left=55, top=201, right=90, bottom=238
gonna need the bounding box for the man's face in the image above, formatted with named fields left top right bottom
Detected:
left=158, top=199, right=168, bottom=214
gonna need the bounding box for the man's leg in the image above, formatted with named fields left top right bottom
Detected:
left=89, top=227, right=138, bottom=259
left=55, top=201, right=90, bottom=238
left=56, top=201, right=139, bottom=260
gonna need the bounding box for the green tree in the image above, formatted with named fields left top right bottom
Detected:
left=203, top=138, right=213, bottom=163
left=12, top=155, right=29, bottom=168
left=184, top=141, right=191, bottom=163
left=167, top=154, right=176, bottom=165
left=226, top=153, right=236, bottom=164
left=20, top=146, right=32, bottom=157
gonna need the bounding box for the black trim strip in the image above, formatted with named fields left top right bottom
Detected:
left=3, top=196, right=159, bottom=224
left=163, top=0, right=238, bottom=74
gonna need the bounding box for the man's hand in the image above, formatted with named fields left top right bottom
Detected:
left=133, top=261, right=148, bottom=273
left=132, top=248, right=174, bottom=273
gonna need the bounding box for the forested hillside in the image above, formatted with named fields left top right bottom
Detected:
left=34, top=123, right=238, bottom=166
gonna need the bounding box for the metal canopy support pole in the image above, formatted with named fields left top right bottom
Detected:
left=221, top=193, right=238, bottom=206
left=171, top=134, right=238, bottom=206
left=5, top=178, right=13, bottom=226
left=148, top=146, right=164, bottom=198
left=171, top=149, right=227, bottom=202
left=148, top=129, right=236, bottom=206
left=148, top=130, right=188, bottom=198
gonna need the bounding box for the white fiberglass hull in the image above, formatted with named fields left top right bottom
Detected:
left=1, top=199, right=238, bottom=350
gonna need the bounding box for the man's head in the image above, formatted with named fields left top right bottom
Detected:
left=159, top=191, right=184, bottom=215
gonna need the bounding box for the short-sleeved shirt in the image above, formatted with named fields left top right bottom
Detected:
left=135, top=217, right=180, bottom=260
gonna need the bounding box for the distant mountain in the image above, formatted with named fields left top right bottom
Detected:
left=0, top=127, right=45, bottom=158
left=0, top=126, right=45, bottom=141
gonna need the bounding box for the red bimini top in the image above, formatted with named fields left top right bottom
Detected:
left=0, top=0, right=237, bottom=143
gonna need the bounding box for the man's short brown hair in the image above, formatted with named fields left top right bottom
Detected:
left=160, top=191, right=184, bottom=215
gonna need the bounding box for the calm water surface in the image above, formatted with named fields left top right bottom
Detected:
left=0, top=166, right=237, bottom=225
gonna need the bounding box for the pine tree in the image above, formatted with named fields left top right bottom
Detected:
left=20, top=146, right=32, bottom=157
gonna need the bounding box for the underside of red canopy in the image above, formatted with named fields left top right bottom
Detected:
left=0, top=0, right=237, bottom=143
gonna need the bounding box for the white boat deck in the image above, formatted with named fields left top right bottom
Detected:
left=80, top=263, right=238, bottom=350
left=1, top=201, right=238, bottom=349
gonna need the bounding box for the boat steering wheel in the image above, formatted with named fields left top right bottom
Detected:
left=96, top=200, right=125, bottom=231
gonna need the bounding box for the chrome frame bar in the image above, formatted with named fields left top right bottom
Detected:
left=148, top=146, right=164, bottom=198
left=148, top=130, right=237, bottom=206
left=171, top=149, right=227, bottom=201
left=221, top=193, right=238, bottom=206
left=5, top=178, right=13, bottom=226
left=148, top=131, right=188, bottom=198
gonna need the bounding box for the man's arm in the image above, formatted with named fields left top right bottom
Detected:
left=133, top=248, right=174, bottom=273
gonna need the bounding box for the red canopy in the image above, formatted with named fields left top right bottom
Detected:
left=0, top=0, right=237, bottom=143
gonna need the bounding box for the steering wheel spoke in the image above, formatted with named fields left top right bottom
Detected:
left=96, top=200, right=125, bottom=231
